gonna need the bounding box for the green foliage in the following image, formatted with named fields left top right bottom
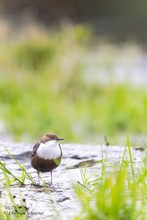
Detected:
left=0, top=23, right=147, bottom=142
left=0, top=145, right=35, bottom=185
left=0, top=187, right=28, bottom=220
left=74, top=142, right=147, bottom=220
left=15, top=40, right=55, bottom=70
left=0, top=146, right=35, bottom=219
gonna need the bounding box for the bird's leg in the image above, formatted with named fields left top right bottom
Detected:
left=37, top=170, right=40, bottom=185
left=37, top=171, right=49, bottom=186
left=37, top=170, right=43, bottom=185
left=50, top=171, right=53, bottom=185
left=37, top=171, right=53, bottom=186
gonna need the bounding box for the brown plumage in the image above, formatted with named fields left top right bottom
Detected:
left=31, top=133, right=64, bottom=184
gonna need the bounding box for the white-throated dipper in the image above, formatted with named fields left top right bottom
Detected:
left=31, top=133, right=64, bottom=184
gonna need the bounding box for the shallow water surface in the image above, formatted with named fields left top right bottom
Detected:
left=0, top=141, right=144, bottom=219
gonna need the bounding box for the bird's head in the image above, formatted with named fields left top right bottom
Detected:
left=40, top=133, right=64, bottom=143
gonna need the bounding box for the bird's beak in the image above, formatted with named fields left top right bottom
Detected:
left=57, top=138, right=64, bottom=141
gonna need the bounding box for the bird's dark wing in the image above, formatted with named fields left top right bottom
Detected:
left=31, top=142, right=40, bottom=157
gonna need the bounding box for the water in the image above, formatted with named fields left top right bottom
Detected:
left=0, top=141, right=144, bottom=219
left=83, top=44, right=147, bottom=87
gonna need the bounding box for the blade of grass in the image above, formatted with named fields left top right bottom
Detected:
left=0, top=161, right=24, bottom=185
left=120, top=146, right=128, bottom=171
left=2, top=145, right=35, bottom=184
left=126, top=137, right=135, bottom=183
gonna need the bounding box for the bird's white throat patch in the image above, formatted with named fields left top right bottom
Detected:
left=37, top=140, right=61, bottom=160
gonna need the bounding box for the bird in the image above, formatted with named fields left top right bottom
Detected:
left=31, top=133, right=64, bottom=185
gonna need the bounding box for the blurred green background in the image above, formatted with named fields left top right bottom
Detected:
left=0, top=1, right=147, bottom=144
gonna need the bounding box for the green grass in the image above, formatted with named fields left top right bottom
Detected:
left=0, top=146, right=35, bottom=219
left=74, top=139, right=147, bottom=220
left=0, top=186, right=29, bottom=220
left=0, top=21, right=147, bottom=144
left=0, top=145, right=35, bottom=185
left=1, top=139, right=147, bottom=219
left=0, top=146, right=61, bottom=220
